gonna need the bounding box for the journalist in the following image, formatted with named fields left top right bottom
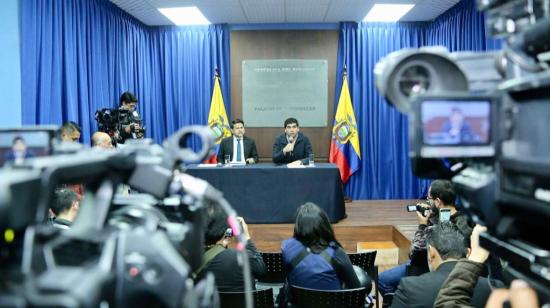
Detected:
left=391, top=223, right=493, bottom=308
left=119, top=91, right=144, bottom=142
left=379, top=179, right=472, bottom=295
left=50, top=188, right=80, bottom=229
left=194, top=202, right=266, bottom=292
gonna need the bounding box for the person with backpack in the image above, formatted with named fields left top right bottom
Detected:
left=278, top=202, right=362, bottom=305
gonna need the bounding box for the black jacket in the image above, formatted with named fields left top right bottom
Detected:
left=197, top=240, right=266, bottom=292
left=217, top=135, right=259, bottom=163
left=272, top=133, right=313, bottom=164
left=391, top=261, right=493, bottom=308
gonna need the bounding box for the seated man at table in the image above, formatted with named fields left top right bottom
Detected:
left=272, top=117, right=313, bottom=165
left=217, top=119, right=259, bottom=164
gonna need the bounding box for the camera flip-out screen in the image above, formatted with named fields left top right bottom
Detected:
left=412, top=95, right=496, bottom=158
left=0, top=128, right=55, bottom=167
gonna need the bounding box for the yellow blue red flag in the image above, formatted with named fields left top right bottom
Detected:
left=329, top=70, right=361, bottom=183
left=205, top=71, right=232, bottom=163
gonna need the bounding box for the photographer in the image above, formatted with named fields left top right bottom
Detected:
left=194, top=202, right=266, bottom=292
left=379, top=179, right=472, bottom=295
left=118, top=91, right=145, bottom=143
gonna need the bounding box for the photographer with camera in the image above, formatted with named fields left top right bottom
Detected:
left=379, top=179, right=472, bottom=295
left=194, top=202, right=266, bottom=292
left=118, top=91, right=145, bottom=142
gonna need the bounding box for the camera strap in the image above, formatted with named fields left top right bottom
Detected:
left=193, top=244, right=225, bottom=279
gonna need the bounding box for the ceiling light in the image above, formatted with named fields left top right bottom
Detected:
left=158, top=7, right=210, bottom=25
left=363, top=4, right=414, bottom=22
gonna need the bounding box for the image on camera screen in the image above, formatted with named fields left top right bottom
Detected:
left=0, top=131, right=51, bottom=167
left=421, top=100, right=490, bottom=146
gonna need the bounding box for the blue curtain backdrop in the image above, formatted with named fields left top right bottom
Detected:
left=21, top=0, right=230, bottom=146
left=338, top=0, right=501, bottom=199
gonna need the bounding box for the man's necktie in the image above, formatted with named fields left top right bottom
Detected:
left=236, top=138, right=242, bottom=162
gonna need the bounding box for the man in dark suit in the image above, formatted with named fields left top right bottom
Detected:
left=391, top=223, right=493, bottom=308
left=272, top=117, right=313, bottom=165
left=217, top=119, right=259, bottom=164
left=4, top=136, right=34, bottom=166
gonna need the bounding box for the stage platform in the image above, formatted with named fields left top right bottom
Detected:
left=248, top=200, right=419, bottom=264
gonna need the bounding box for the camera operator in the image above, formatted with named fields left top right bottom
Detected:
left=118, top=91, right=145, bottom=143
left=194, top=202, right=266, bottom=292
left=379, top=179, right=472, bottom=295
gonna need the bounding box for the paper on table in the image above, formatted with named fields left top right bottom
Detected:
left=286, top=164, right=306, bottom=168
left=197, top=164, right=218, bottom=168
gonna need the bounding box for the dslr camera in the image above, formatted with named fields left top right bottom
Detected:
left=375, top=0, right=550, bottom=301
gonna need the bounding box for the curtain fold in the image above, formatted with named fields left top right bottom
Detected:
left=21, top=0, right=230, bottom=146
left=337, top=0, right=501, bottom=199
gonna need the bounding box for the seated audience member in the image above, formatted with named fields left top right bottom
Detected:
left=379, top=179, right=472, bottom=295
left=391, top=223, right=493, bottom=308
left=50, top=188, right=80, bottom=229
left=217, top=119, right=259, bottom=164
left=282, top=202, right=361, bottom=291
left=194, top=203, right=266, bottom=291
left=272, top=117, right=313, bottom=165
left=59, top=121, right=81, bottom=143
left=92, top=131, right=114, bottom=149
left=434, top=225, right=505, bottom=308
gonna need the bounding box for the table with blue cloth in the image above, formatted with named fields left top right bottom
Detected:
left=185, top=163, right=346, bottom=223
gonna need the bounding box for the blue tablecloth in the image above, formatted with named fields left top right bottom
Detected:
left=185, top=163, right=346, bottom=223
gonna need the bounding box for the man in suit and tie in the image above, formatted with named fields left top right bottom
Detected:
left=217, top=119, right=259, bottom=164
left=391, top=222, right=494, bottom=308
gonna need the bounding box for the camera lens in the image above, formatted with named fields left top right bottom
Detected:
left=398, top=65, right=431, bottom=97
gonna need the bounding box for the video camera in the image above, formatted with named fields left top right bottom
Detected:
left=95, top=107, right=146, bottom=144
left=0, top=126, right=255, bottom=307
left=375, top=0, right=550, bottom=301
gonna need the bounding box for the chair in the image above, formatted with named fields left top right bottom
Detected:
left=348, top=251, right=379, bottom=308
left=218, top=287, right=275, bottom=308
left=258, top=252, right=286, bottom=284
left=289, top=285, right=368, bottom=308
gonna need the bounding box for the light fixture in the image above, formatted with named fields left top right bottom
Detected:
left=158, top=7, right=210, bottom=25
left=363, top=4, right=414, bottom=22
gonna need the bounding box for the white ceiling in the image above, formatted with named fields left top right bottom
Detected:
left=110, top=0, right=461, bottom=26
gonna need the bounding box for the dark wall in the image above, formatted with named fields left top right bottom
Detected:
left=230, top=30, right=339, bottom=162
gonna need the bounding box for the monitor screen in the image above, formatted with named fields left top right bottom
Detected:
left=0, top=131, right=52, bottom=167
left=421, top=100, right=491, bottom=146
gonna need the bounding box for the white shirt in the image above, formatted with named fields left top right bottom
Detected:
left=232, top=136, right=245, bottom=162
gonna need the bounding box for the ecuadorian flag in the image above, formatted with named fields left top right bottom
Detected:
left=205, top=71, right=232, bottom=163
left=329, top=70, right=361, bottom=183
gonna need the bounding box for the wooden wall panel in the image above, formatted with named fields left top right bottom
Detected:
left=230, top=30, right=339, bottom=162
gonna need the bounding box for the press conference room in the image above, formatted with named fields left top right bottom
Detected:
left=2, top=0, right=545, bottom=307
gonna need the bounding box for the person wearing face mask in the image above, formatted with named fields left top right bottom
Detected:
left=272, top=117, right=313, bottom=165
left=378, top=179, right=472, bottom=296
left=217, top=119, right=258, bottom=164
